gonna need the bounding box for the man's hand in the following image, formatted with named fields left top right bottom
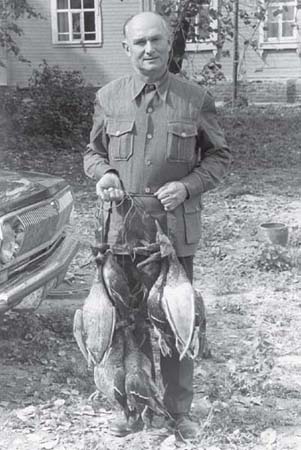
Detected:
left=154, top=181, right=188, bottom=211
left=96, top=172, right=124, bottom=202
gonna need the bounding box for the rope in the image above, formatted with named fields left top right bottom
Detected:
left=94, top=191, right=160, bottom=259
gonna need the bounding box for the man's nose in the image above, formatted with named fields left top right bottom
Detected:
left=145, top=40, right=154, bottom=54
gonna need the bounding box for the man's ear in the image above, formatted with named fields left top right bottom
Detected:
left=122, top=40, right=130, bottom=56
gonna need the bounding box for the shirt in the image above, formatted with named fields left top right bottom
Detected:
left=84, top=71, right=231, bottom=256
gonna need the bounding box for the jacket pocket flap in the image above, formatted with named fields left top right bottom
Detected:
left=184, top=196, right=201, bottom=214
left=168, top=122, right=197, bottom=138
left=107, top=120, right=135, bottom=136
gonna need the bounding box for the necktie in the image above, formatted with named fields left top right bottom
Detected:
left=144, top=83, right=156, bottom=93
left=143, top=83, right=157, bottom=108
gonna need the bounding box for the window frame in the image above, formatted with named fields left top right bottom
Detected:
left=184, top=0, right=218, bottom=52
left=259, top=0, right=298, bottom=50
left=149, top=0, right=217, bottom=52
left=50, top=0, right=102, bottom=47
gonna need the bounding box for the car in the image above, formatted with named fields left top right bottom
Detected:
left=0, top=169, right=79, bottom=313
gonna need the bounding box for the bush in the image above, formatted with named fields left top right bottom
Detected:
left=4, top=60, right=96, bottom=143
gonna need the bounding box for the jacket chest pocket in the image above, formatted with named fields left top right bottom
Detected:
left=167, top=122, right=197, bottom=163
left=107, top=120, right=135, bottom=161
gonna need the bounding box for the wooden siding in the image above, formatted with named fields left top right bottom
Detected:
left=185, top=44, right=301, bottom=82
left=5, top=0, right=301, bottom=87
left=7, top=0, right=140, bottom=87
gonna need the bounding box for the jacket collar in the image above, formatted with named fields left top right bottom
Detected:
left=131, top=70, right=170, bottom=102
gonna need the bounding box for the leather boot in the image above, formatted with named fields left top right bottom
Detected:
left=109, top=415, right=144, bottom=437
left=174, top=414, right=199, bottom=440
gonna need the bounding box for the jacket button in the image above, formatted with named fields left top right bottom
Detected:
left=145, top=187, right=151, bottom=193
left=147, top=107, right=153, bottom=113
left=146, top=160, right=151, bottom=166
left=146, top=133, right=152, bottom=139
left=181, top=132, right=187, bottom=137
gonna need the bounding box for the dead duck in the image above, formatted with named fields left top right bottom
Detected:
left=155, top=221, right=196, bottom=361
left=123, top=327, right=170, bottom=427
left=73, top=251, right=116, bottom=368
left=101, top=249, right=133, bottom=315
left=93, top=327, right=129, bottom=418
left=146, top=258, right=174, bottom=357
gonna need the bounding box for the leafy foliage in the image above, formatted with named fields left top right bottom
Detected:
left=0, top=0, right=43, bottom=66
left=257, top=243, right=293, bottom=272
left=3, top=61, right=95, bottom=143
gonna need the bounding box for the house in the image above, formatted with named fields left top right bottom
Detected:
left=181, top=0, right=301, bottom=102
left=1, top=0, right=301, bottom=102
left=0, top=0, right=153, bottom=88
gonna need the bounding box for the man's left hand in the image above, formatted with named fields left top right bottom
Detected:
left=154, top=181, right=188, bottom=211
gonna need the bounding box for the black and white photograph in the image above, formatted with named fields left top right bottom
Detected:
left=0, top=0, right=301, bottom=449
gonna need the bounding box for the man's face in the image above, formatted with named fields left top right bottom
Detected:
left=123, top=14, right=171, bottom=80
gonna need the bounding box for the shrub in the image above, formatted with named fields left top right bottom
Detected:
left=4, top=60, right=96, bottom=143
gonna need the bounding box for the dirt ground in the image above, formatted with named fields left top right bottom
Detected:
left=1, top=104, right=301, bottom=449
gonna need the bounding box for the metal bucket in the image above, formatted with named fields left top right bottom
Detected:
left=259, top=222, right=289, bottom=246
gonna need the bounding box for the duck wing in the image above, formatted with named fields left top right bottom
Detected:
left=125, top=367, right=169, bottom=418
left=82, top=280, right=116, bottom=366
left=73, top=309, right=89, bottom=363
left=93, top=328, right=128, bottom=414
left=123, top=329, right=170, bottom=421
left=147, top=259, right=173, bottom=357
left=102, top=251, right=132, bottom=314
left=161, top=257, right=195, bottom=361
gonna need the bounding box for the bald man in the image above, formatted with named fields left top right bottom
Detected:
left=84, top=12, right=231, bottom=439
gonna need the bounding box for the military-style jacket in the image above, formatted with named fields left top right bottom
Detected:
left=84, top=72, right=231, bottom=256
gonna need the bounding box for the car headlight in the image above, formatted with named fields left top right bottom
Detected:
left=0, top=219, right=25, bottom=265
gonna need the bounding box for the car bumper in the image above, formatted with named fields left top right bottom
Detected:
left=0, top=235, right=79, bottom=313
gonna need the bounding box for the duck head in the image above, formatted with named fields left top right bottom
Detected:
left=90, top=244, right=109, bottom=282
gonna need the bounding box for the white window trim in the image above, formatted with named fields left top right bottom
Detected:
left=182, top=0, right=218, bottom=52
left=185, top=41, right=217, bottom=52
left=50, top=0, right=103, bottom=47
left=259, top=0, right=298, bottom=51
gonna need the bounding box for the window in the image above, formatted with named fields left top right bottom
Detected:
left=174, top=0, right=217, bottom=51
left=51, top=0, right=102, bottom=45
left=260, top=0, right=298, bottom=47
left=185, top=1, right=212, bottom=43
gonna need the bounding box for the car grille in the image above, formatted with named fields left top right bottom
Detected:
left=18, top=190, right=73, bottom=256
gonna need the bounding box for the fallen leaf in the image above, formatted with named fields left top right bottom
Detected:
left=60, top=389, right=72, bottom=396
left=160, top=435, right=176, bottom=450
left=261, top=428, right=277, bottom=445
left=53, top=398, right=65, bottom=407
left=41, top=438, right=60, bottom=449
left=15, top=405, right=36, bottom=422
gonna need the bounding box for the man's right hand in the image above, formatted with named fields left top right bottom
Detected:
left=96, top=172, right=124, bottom=202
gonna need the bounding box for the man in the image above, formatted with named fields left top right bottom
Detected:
left=84, top=11, right=231, bottom=440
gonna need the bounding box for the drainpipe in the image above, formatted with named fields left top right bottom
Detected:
left=232, top=0, right=239, bottom=106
